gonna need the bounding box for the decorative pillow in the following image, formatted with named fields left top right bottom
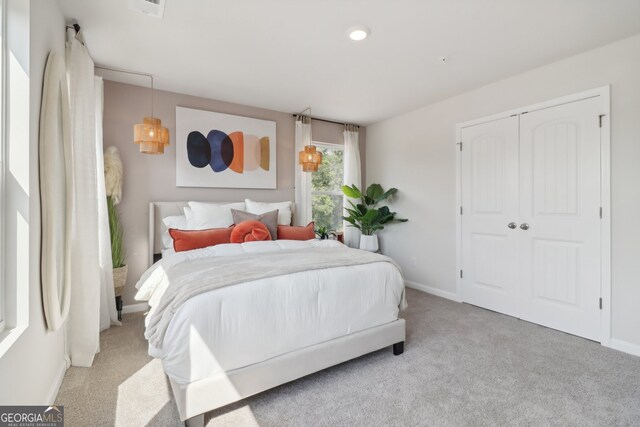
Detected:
left=277, top=222, right=315, bottom=241
left=245, top=199, right=292, bottom=225
left=162, top=214, right=188, bottom=249
left=230, top=220, right=272, bottom=243
left=169, top=227, right=232, bottom=252
left=231, top=209, right=278, bottom=240
left=187, top=202, right=246, bottom=229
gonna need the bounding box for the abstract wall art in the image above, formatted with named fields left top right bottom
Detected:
left=176, top=107, right=277, bottom=188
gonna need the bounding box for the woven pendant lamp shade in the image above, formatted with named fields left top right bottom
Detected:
left=299, top=145, right=322, bottom=172
left=134, top=117, right=170, bottom=154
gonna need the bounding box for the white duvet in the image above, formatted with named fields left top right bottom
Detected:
left=136, top=240, right=405, bottom=384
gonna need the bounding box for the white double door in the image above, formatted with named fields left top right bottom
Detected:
left=460, top=97, right=602, bottom=341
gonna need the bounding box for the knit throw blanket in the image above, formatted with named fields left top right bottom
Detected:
left=144, top=246, right=406, bottom=347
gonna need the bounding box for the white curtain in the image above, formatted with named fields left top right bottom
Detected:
left=65, top=30, right=117, bottom=367
left=343, top=125, right=362, bottom=248
left=294, top=116, right=312, bottom=225
left=95, top=76, right=120, bottom=331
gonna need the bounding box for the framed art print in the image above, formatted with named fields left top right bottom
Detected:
left=176, top=107, right=277, bottom=188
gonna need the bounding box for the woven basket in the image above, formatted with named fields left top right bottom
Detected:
left=113, top=265, right=128, bottom=297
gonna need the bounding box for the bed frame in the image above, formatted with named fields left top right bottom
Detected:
left=149, top=202, right=406, bottom=427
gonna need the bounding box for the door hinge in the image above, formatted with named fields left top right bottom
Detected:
left=599, top=207, right=603, bottom=219
left=599, top=297, right=603, bottom=310
left=460, top=269, right=463, bottom=278
left=460, top=206, right=463, bottom=215
left=599, top=114, right=605, bottom=128
left=457, top=142, right=463, bottom=151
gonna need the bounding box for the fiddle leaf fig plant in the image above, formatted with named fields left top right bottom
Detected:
left=341, top=183, right=408, bottom=236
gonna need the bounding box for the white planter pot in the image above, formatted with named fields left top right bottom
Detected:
left=359, top=235, right=379, bottom=252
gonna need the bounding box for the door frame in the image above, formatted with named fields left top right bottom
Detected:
left=455, top=86, right=611, bottom=345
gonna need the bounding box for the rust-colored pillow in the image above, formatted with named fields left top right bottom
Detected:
left=277, top=222, right=315, bottom=241
left=230, top=220, right=272, bottom=243
left=169, top=227, right=232, bottom=252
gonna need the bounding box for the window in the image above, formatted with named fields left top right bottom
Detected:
left=0, top=0, right=31, bottom=357
left=311, top=143, right=344, bottom=232
left=0, top=0, right=5, bottom=335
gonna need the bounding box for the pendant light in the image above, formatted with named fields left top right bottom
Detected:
left=95, top=65, right=170, bottom=154
left=133, top=74, right=169, bottom=154
left=297, top=107, right=322, bottom=172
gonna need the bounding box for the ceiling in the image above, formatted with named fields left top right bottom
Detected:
left=58, top=0, right=640, bottom=125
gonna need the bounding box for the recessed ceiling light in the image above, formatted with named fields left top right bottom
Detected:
left=347, top=26, right=370, bottom=41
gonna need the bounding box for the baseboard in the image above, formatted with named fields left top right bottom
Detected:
left=405, top=280, right=461, bottom=302
left=46, top=359, right=67, bottom=404
left=607, top=338, right=640, bottom=357
left=122, top=303, right=149, bottom=314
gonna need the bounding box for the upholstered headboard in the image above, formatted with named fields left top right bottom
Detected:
left=149, top=201, right=296, bottom=266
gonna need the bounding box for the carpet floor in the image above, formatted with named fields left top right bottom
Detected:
left=55, top=288, right=640, bottom=426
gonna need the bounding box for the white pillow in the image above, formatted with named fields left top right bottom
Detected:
left=187, top=201, right=246, bottom=229
left=183, top=206, right=194, bottom=226
left=162, top=214, right=188, bottom=249
left=245, top=199, right=292, bottom=225
left=161, top=247, right=176, bottom=258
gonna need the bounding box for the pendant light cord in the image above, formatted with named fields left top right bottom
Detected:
left=296, top=106, right=312, bottom=147
left=95, top=65, right=155, bottom=118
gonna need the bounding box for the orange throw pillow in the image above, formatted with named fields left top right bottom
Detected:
left=169, top=227, right=232, bottom=252
left=230, top=220, right=272, bottom=243
left=277, top=222, right=315, bottom=241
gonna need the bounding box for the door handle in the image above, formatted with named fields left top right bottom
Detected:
left=520, top=223, right=530, bottom=231
left=507, top=222, right=517, bottom=229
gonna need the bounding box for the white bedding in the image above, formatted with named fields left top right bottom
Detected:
left=136, top=240, right=405, bottom=384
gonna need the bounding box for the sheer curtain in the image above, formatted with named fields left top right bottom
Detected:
left=294, top=116, right=312, bottom=225
left=95, top=76, right=120, bottom=331
left=65, top=29, right=118, bottom=367
left=343, top=125, right=361, bottom=248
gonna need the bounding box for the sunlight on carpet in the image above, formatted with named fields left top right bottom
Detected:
left=115, top=359, right=177, bottom=426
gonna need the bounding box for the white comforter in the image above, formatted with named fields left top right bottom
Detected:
left=136, top=240, right=405, bottom=384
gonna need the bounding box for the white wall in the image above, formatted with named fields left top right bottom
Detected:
left=366, top=34, right=640, bottom=350
left=0, top=0, right=67, bottom=404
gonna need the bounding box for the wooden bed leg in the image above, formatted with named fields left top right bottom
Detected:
left=185, top=414, right=204, bottom=427
left=393, top=341, right=404, bottom=356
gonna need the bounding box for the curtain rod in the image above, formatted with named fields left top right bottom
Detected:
left=66, top=23, right=81, bottom=33
left=292, top=114, right=359, bottom=128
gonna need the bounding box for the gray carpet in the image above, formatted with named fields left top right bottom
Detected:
left=55, top=288, right=640, bottom=426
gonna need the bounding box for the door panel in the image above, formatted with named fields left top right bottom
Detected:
left=461, top=117, right=519, bottom=317
left=518, top=97, right=601, bottom=341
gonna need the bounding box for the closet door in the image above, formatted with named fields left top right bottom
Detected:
left=518, top=97, right=602, bottom=341
left=460, top=116, right=519, bottom=317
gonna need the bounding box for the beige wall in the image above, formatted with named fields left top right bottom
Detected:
left=0, top=0, right=67, bottom=404
left=103, top=81, right=365, bottom=305
left=366, top=34, right=640, bottom=351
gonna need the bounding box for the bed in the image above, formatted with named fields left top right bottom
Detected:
left=137, top=201, right=407, bottom=426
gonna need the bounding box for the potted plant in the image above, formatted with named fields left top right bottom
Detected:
left=315, top=225, right=337, bottom=240
left=104, top=146, right=126, bottom=320
left=341, top=183, right=408, bottom=252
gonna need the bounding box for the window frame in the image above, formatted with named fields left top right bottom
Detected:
left=0, top=0, right=6, bottom=335
left=310, top=141, right=345, bottom=230
left=0, top=0, right=31, bottom=358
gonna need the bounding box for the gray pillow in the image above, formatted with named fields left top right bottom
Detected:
left=231, top=209, right=279, bottom=240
